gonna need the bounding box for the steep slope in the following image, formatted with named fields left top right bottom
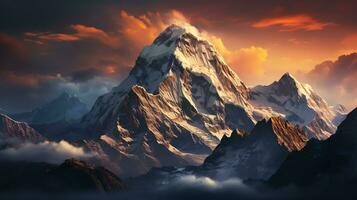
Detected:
left=11, top=92, right=88, bottom=124
left=199, top=117, right=308, bottom=180
left=269, top=107, right=357, bottom=187
left=79, top=25, right=256, bottom=176
left=0, top=114, right=44, bottom=143
left=249, top=73, right=338, bottom=139
left=0, top=158, right=125, bottom=193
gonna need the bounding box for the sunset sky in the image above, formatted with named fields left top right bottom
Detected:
left=0, top=0, right=356, bottom=112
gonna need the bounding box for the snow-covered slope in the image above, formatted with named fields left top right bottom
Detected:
left=11, top=92, right=89, bottom=124
left=80, top=25, right=256, bottom=176
left=199, top=117, right=308, bottom=180
left=249, top=73, right=338, bottom=139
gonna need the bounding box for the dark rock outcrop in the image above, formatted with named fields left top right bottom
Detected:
left=0, top=158, right=125, bottom=193
left=269, top=107, right=357, bottom=187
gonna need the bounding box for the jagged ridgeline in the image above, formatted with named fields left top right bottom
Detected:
left=77, top=24, right=341, bottom=177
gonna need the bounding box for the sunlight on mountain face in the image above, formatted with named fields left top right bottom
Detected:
left=0, top=1, right=356, bottom=200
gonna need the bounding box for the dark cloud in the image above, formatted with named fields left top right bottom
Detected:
left=70, top=68, right=103, bottom=83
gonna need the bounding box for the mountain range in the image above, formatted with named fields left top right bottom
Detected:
left=70, top=25, right=343, bottom=177
left=0, top=24, right=356, bottom=199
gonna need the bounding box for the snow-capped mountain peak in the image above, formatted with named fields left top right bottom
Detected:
left=78, top=25, right=339, bottom=176
left=249, top=73, right=338, bottom=139
left=80, top=24, right=256, bottom=176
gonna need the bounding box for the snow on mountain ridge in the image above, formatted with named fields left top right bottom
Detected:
left=249, top=72, right=337, bottom=139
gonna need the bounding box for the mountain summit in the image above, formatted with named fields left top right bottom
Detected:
left=78, top=25, right=340, bottom=176
left=249, top=73, right=338, bottom=139
left=80, top=24, right=256, bottom=176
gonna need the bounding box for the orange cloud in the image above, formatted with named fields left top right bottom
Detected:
left=71, top=24, right=119, bottom=47
left=25, top=32, right=80, bottom=42
left=118, top=10, right=192, bottom=50
left=252, top=15, right=332, bottom=31
left=39, top=33, right=79, bottom=42
left=119, top=10, right=166, bottom=50
left=209, top=36, right=268, bottom=83
left=25, top=25, right=119, bottom=47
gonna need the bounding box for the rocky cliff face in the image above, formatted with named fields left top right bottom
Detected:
left=199, top=117, right=308, bottom=180
left=0, top=114, right=44, bottom=143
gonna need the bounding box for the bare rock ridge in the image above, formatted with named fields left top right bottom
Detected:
left=0, top=113, right=44, bottom=143
left=269, top=117, right=308, bottom=152
left=200, top=117, right=308, bottom=180
left=77, top=24, right=341, bottom=177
